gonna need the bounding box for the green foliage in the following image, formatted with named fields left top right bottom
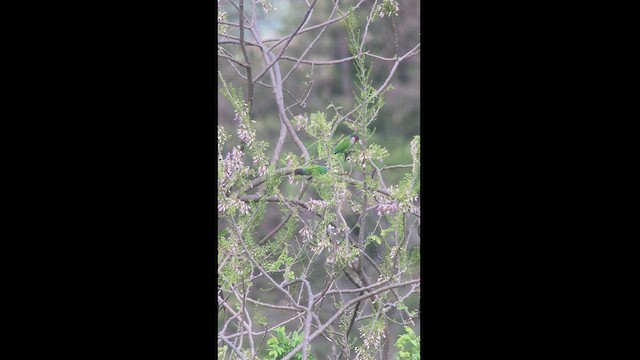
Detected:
left=218, top=125, right=230, bottom=153
left=264, top=167, right=284, bottom=196
left=255, top=310, right=268, bottom=327
left=249, top=140, right=270, bottom=172
left=364, top=143, right=390, bottom=164
left=307, top=111, right=332, bottom=140
left=217, top=9, right=228, bottom=35
left=274, top=212, right=298, bottom=247
left=266, top=327, right=314, bottom=360
left=395, top=326, right=420, bottom=360
left=410, top=246, right=420, bottom=262
left=355, top=318, right=387, bottom=360
left=283, top=152, right=302, bottom=169
left=344, top=10, right=361, bottom=59
left=239, top=198, right=267, bottom=241
left=264, top=245, right=294, bottom=273
left=377, top=0, right=400, bottom=18
left=218, top=345, right=228, bottom=359
left=312, top=170, right=341, bottom=202
left=367, top=234, right=382, bottom=245
left=219, top=72, right=248, bottom=122
left=218, top=250, right=252, bottom=291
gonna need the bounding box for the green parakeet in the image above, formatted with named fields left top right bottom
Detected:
left=294, top=165, right=329, bottom=176
left=334, top=134, right=361, bottom=159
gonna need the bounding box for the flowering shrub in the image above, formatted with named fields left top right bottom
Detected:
left=217, top=1, right=420, bottom=359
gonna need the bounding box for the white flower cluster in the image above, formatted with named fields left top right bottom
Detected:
left=217, top=5, right=228, bottom=35
left=350, top=199, right=362, bottom=215
left=250, top=144, right=268, bottom=177
left=381, top=185, right=419, bottom=215
left=299, top=226, right=313, bottom=243
left=312, top=233, right=331, bottom=255
left=377, top=201, right=400, bottom=216
left=389, top=245, right=398, bottom=259
left=355, top=321, right=386, bottom=360
left=357, top=151, right=368, bottom=169
left=307, top=198, right=328, bottom=213
left=325, top=253, right=336, bottom=264
left=286, top=158, right=297, bottom=184
left=294, top=114, right=308, bottom=131
left=217, top=10, right=226, bottom=22
left=258, top=165, right=267, bottom=177
left=377, top=0, right=400, bottom=18
left=406, top=190, right=419, bottom=204
left=258, top=0, right=276, bottom=15
left=334, top=186, right=348, bottom=204
left=218, top=197, right=250, bottom=215
left=217, top=125, right=229, bottom=153
left=336, top=243, right=358, bottom=265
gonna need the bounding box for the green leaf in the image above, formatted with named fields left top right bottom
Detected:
left=368, top=234, right=382, bottom=244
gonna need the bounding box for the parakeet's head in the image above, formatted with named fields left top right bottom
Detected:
left=350, top=134, right=362, bottom=146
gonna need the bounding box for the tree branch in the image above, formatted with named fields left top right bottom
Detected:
left=282, top=0, right=340, bottom=83
left=252, top=0, right=319, bottom=84
left=278, top=279, right=421, bottom=360
left=238, top=0, right=254, bottom=112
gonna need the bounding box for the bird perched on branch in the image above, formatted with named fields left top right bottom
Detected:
left=293, top=165, right=329, bottom=177
left=334, top=134, right=361, bottom=160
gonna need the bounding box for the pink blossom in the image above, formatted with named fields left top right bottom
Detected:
left=377, top=201, right=400, bottom=216
left=237, top=123, right=255, bottom=144
left=258, top=165, right=267, bottom=177
left=238, top=201, right=250, bottom=215
left=293, top=114, right=307, bottom=131
left=222, top=146, right=244, bottom=182
left=307, top=198, right=328, bottom=212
